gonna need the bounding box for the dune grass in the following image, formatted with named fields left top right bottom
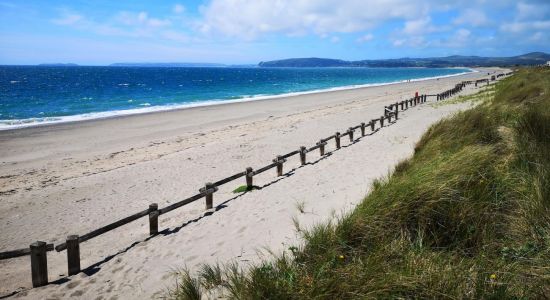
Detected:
left=170, top=68, right=550, bottom=299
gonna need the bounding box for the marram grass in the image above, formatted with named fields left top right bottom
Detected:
left=170, top=68, right=550, bottom=299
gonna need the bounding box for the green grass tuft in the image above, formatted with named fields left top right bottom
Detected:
left=232, top=185, right=259, bottom=193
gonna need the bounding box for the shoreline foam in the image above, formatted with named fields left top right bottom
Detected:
left=0, top=69, right=474, bottom=131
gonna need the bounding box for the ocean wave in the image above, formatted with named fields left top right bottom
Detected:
left=0, top=69, right=475, bottom=131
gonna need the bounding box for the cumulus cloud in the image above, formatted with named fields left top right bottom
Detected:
left=500, top=20, right=550, bottom=33
left=516, top=1, right=548, bottom=20
left=116, top=11, right=171, bottom=28
left=51, top=13, right=84, bottom=26
left=453, top=9, right=489, bottom=27
left=173, top=4, right=185, bottom=14
left=356, top=33, right=374, bottom=43
left=51, top=9, right=181, bottom=41
left=499, top=1, right=550, bottom=34
left=402, top=17, right=439, bottom=35
left=197, top=0, right=431, bottom=39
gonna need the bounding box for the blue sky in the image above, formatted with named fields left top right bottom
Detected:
left=0, top=0, right=548, bottom=65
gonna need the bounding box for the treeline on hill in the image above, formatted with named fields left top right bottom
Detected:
left=171, top=68, right=550, bottom=299
left=259, top=52, right=550, bottom=68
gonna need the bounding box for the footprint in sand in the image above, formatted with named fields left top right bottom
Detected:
left=66, top=280, right=81, bottom=289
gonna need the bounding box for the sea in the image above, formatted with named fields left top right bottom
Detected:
left=0, top=66, right=472, bottom=129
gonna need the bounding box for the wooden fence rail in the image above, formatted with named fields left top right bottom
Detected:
left=0, top=72, right=511, bottom=289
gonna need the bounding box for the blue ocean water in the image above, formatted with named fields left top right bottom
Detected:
left=0, top=66, right=471, bottom=129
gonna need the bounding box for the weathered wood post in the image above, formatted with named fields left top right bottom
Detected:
left=203, top=182, right=215, bottom=209
left=395, top=105, right=399, bottom=119
left=335, top=132, right=341, bottom=149
left=274, top=156, right=284, bottom=176
left=149, top=203, right=159, bottom=236
left=348, top=127, right=354, bottom=142
left=299, top=146, right=307, bottom=166
left=370, top=120, right=375, bottom=131
left=380, top=116, right=384, bottom=127
left=400, top=101, right=404, bottom=110
left=387, top=113, right=392, bottom=122
left=245, top=167, right=253, bottom=189
left=360, top=122, right=366, bottom=136
left=30, top=241, right=48, bottom=287
left=66, top=235, right=80, bottom=276
left=318, top=140, right=325, bottom=156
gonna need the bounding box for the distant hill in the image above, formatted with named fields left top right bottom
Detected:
left=38, top=63, right=79, bottom=66
left=109, top=63, right=256, bottom=68
left=259, top=52, right=550, bottom=68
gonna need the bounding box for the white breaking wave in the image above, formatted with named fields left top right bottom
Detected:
left=0, top=69, right=475, bottom=131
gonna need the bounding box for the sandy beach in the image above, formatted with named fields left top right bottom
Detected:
left=0, top=68, right=505, bottom=299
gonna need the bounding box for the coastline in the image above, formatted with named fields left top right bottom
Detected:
left=0, top=67, right=475, bottom=131
left=0, top=67, right=504, bottom=299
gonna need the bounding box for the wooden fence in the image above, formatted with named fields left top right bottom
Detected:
left=0, top=73, right=511, bottom=288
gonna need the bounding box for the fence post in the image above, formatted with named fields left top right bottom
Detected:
left=370, top=120, right=375, bottom=131
left=318, top=140, right=325, bottom=156
left=299, top=146, right=307, bottom=166
left=360, top=123, right=366, bottom=136
left=275, top=156, right=284, bottom=176
left=149, top=203, right=159, bottom=236
left=395, top=105, right=399, bottom=119
left=400, top=101, right=404, bottom=110
left=245, top=167, right=253, bottom=189
left=204, top=182, right=214, bottom=209
left=66, top=235, right=80, bottom=276
left=335, top=132, right=341, bottom=149
left=348, top=127, right=354, bottom=142
left=380, top=116, right=384, bottom=127
left=30, top=241, right=48, bottom=288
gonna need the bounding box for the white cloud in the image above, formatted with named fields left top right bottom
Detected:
left=392, top=39, right=405, bottom=47
left=391, top=36, right=427, bottom=48
left=432, top=28, right=471, bottom=48
left=356, top=33, right=374, bottom=43
left=330, top=36, right=340, bottom=43
left=51, top=10, right=185, bottom=42
left=51, top=13, right=84, bottom=25
left=453, top=9, right=489, bottom=27
left=173, top=4, right=185, bottom=14
left=197, top=0, right=431, bottom=40
left=501, top=20, right=550, bottom=33
left=116, top=11, right=171, bottom=28
left=516, top=1, right=548, bottom=20
left=402, top=17, right=437, bottom=35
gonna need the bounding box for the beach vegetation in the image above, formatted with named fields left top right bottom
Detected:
left=171, top=68, right=550, bottom=299
left=295, top=200, right=306, bottom=214
left=232, top=185, right=259, bottom=193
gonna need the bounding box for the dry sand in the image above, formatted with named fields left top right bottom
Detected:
left=0, top=68, right=505, bottom=299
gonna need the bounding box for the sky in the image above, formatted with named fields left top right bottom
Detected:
left=0, top=0, right=549, bottom=65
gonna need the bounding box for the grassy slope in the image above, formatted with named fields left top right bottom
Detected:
left=171, top=68, right=550, bottom=299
